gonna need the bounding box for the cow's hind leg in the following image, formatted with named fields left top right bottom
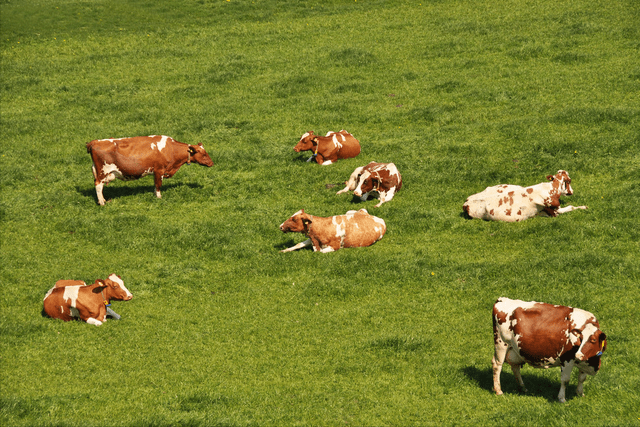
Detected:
left=492, top=342, right=508, bottom=395
left=153, top=172, right=164, bottom=199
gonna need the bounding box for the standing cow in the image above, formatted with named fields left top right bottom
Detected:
left=43, top=274, right=133, bottom=326
left=294, top=130, right=361, bottom=165
left=336, top=162, right=402, bottom=207
left=279, top=208, right=386, bottom=252
left=492, top=297, right=607, bottom=403
left=463, top=170, right=587, bottom=222
left=86, top=135, right=214, bottom=205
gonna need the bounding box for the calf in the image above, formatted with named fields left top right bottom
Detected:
left=43, top=274, right=132, bottom=326
left=492, top=297, right=607, bottom=403
left=86, top=135, right=214, bottom=205
left=337, top=162, right=402, bottom=207
left=463, top=170, right=587, bottom=222
left=279, top=208, right=386, bottom=252
left=294, top=130, right=361, bottom=165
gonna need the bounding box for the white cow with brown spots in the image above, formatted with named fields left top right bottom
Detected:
left=279, top=209, right=386, bottom=252
left=43, top=274, right=132, bottom=326
left=337, top=162, right=402, bottom=207
left=492, top=297, right=607, bottom=402
left=463, top=170, right=587, bottom=222
left=86, top=135, right=214, bottom=205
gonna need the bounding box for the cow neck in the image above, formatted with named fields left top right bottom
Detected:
left=185, top=144, right=191, bottom=165
left=101, top=289, right=111, bottom=307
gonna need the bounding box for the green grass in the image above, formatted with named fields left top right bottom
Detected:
left=1, top=0, right=639, bottom=425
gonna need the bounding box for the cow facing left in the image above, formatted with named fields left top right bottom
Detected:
left=86, top=135, right=214, bottom=205
left=43, top=274, right=132, bottom=326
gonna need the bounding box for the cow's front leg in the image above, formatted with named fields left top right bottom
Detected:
left=556, top=205, right=588, bottom=214
left=375, top=190, right=394, bottom=208
left=153, top=172, right=164, bottom=199
left=575, top=370, right=588, bottom=397
left=558, top=362, right=574, bottom=403
left=281, top=238, right=312, bottom=253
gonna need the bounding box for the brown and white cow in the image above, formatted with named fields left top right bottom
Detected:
left=43, top=274, right=133, bottom=326
left=492, top=297, right=607, bottom=403
left=86, top=135, right=214, bottom=205
left=336, top=162, right=402, bottom=207
left=279, top=208, right=386, bottom=252
left=463, top=170, right=587, bottom=222
left=294, top=130, right=361, bottom=165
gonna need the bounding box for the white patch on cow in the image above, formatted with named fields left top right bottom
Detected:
left=86, top=317, right=103, bottom=326
left=101, top=163, right=122, bottom=182
left=62, top=286, right=81, bottom=308
left=157, top=135, right=168, bottom=151
left=43, top=287, right=55, bottom=301
left=321, top=160, right=333, bottom=166
left=300, top=132, right=310, bottom=140
left=333, top=216, right=347, bottom=248
left=331, top=134, right=343, bottom=150
left=151, top=143, right=156, bottom=150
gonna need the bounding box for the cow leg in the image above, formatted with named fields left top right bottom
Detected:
left=375, top=190, right=394, bottom=208
left=281, top=238, right=312, bottom=253
left=492, top=342, right=508, bottom=395
left=558, top=362, right=574, bottom=403
left=86, top=317, right=103, bottom=326
left=576, top=370, right=588, bottom=397
left=153, top=172, right=164, bottom=199
left=321, top=160, right=333, bottom=166
left=505, top=349, right=528, bottom=393
left=95, top=182, right=107, bottom=206
left=556, top=205, right=588, bottom=214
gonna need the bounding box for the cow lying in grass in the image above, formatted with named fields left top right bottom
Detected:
left=293, top=130, right=361, bottom=165
left=279, top=209, right=386, bottom=252
left=43, top=274, right=132, bottom=326
left=463, top=170, right=587, bottom=222
left=337, top=162, right=402, bottom=207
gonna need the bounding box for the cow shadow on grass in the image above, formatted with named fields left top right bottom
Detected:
left=462, top=366, right=576, bottom=402
left=77, top=182, right=204, bottom=205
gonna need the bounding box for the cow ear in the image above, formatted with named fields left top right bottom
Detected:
left=188, top=146, right=197, bottom=155
left=546, top=175, right=554, bottom=181
left=92, top=280, right=108, bottom=293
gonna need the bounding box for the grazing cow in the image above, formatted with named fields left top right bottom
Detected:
left=43, top=274, right=133, bottom=326
left=294, top=130, right=361, bottom=165
left=279, top=208, right=386, bottom=252
left=86, top=135, right=214, bottom=205
left=463, top=170, right=587, bottom=222
left=336, top=162, right=402, bottom=207
left=492, top=297, right=607, bottom=403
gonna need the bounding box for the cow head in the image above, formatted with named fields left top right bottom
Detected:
left=573, top=324, right=607, bottom=373
left=280, top=209, right=312, bottom=234
left=354, top=170, right=378, bottom=197
left=294, top=132, right=317, bottom=153
left=188, top=143, right=214, bottom=167
left=546, top=170, right=573, bottom=196
left=102, top=274, right=133, bottom=301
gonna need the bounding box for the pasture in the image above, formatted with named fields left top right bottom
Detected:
left=1, top=0, right=639, bottom=425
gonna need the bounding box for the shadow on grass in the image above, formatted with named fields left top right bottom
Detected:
left=77, top=182, right=204, bottom=205
left=462, top=365, right=575, bottom=403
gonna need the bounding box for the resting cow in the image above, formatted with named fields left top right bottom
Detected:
left=279, top=208, right=386, bottom=252
left=86, top=135, right=214, bottom=205
left=492, top=297, right=607, bottom=403
left=294, top=130, right=361, bottom=165
left=337, top=162, right=402, bottom=207
left=43, top=274, right=132, bottom=326
left=463, top=170, right=587, bottom=222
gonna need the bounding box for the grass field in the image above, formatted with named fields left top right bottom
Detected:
left=1, top=0, right=639, bottom=425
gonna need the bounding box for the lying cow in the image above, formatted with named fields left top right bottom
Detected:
left=43, top=274, right=133, bottom=326
left=336, top=162, right=402, bottom=207
left=492, top=297, right=607, bottom=403
left=463, top=170, right=587, bottom=222
left=279, top=208, right=386, bottom=252
left=294, top=130, right=361, bottom=165
left=86, top=135, right=214, bottom=205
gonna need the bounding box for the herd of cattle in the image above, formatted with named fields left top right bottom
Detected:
left=42, top=131, right=606, bottom=403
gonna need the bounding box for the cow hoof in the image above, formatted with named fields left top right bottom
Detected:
left=558, top=398, right=567, bottom=404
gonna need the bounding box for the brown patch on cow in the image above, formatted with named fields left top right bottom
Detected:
left=526, top=188, right=534, bottom=194
left=505, top=209, right=512, bottom=216
left=510, top=304, right=574, bottom=365
left=517, top=210, right=522, bottom=216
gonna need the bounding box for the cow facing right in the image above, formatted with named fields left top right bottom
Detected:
left=492, top=297, right=607, bottom=403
